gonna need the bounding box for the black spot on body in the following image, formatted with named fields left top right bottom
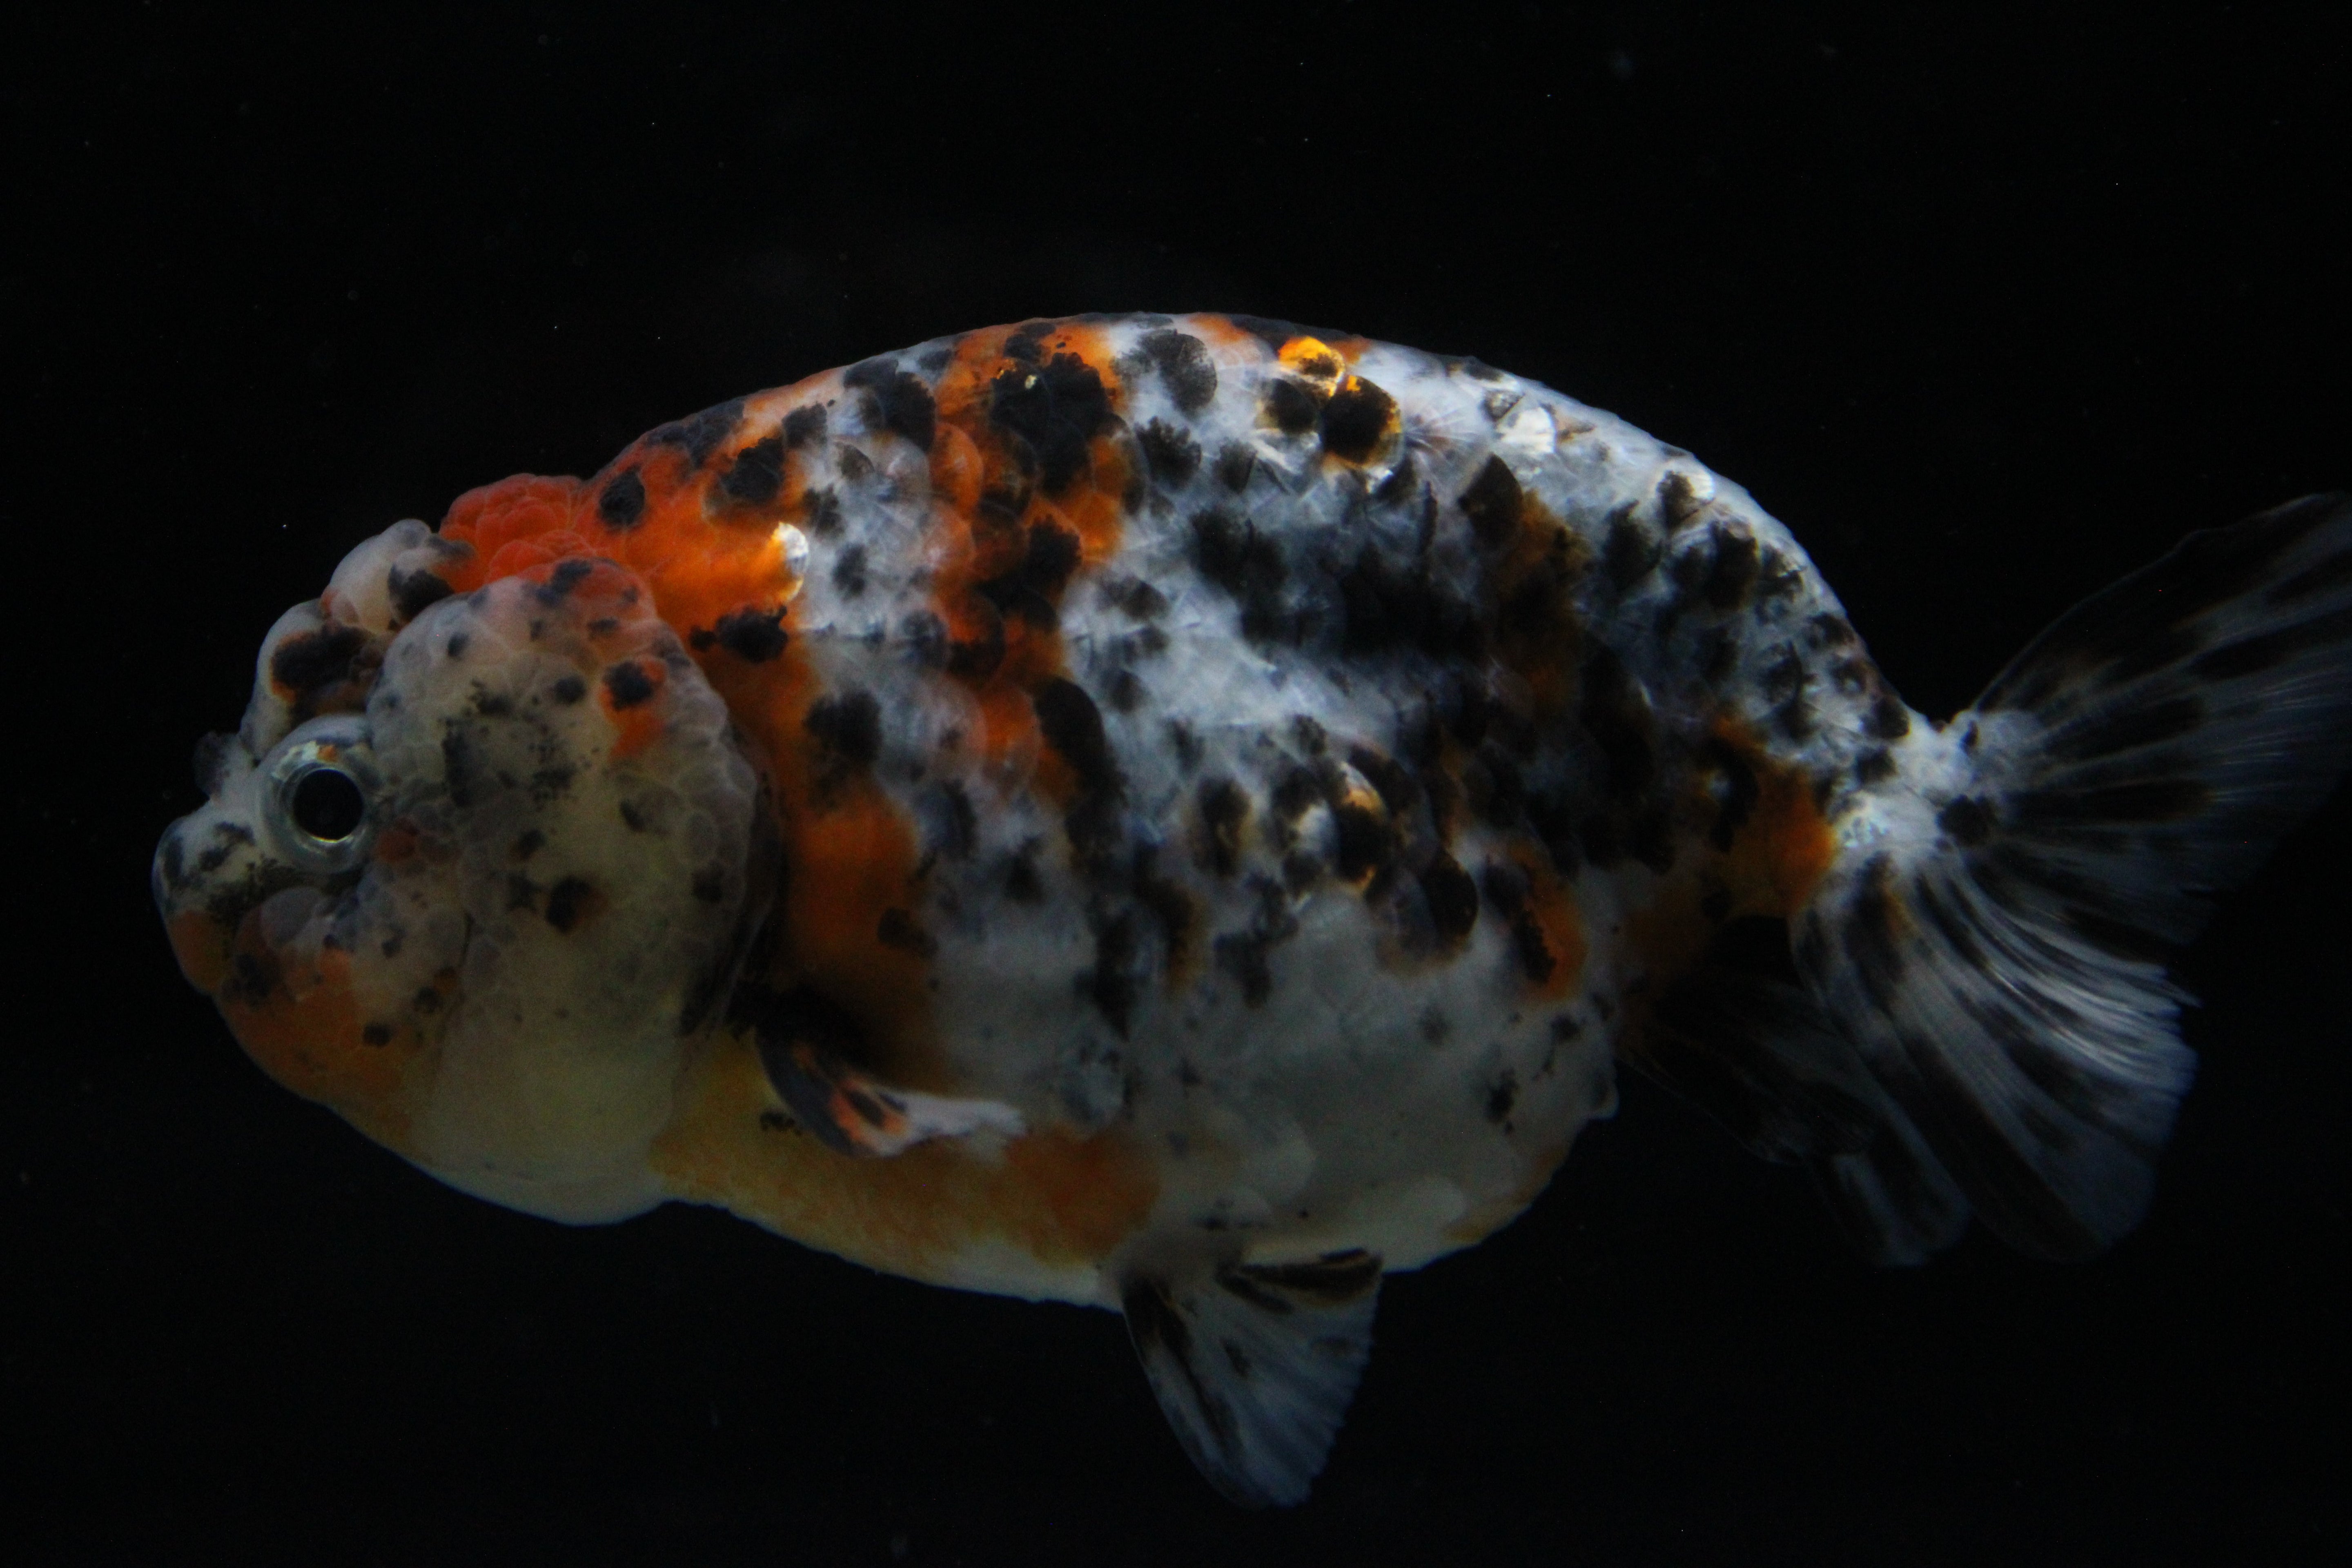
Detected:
left=1604, top=508, right=1663, bottom=590
left=977, top=520, right=1083, bottom=629
left=1856, top=748, right=1898, bottom=784
left=649, top=399, right=745, bottom=467
left=388, top=566, right=453, bottom=622
left=362, top=1023, right=393, bottom=1047
left=1138, top=419, right=1203, bottom=487
left=535, top=557, right=596, bottom=602
left=990, top=352, right=1113, bottom=494
left=782, top=405, right=827, bottom=448
left=1137, top=329, right=1217, bottom=413
left=1319, top=377, right=1394, bottom=463
left=1339, top=547, right=1482, bottom=661
left=1760, top=649, right=1813, bottom=739
left=1578, top=649, right=1654, bottom=801
left=1082, top=910, right=1141, bottom=1035
left=931, top=781, right=977, bottom=860
left=843, top=357, right=937, bottom=450
left=801, top=486, right=843, bottom=537
left=1034, top=678, right=1119, bottom=795
left=603, top=662, right=655, bottom=709
left=544, top=877, right=596, bottom=933
left=270, top=623, right=370, bottom=701
left=1700, top=527, right=1760, bottom=610
left=1196, top=777, right=1248, bottom=876
left=945, top=599, right=1006, bottom=681
left=440, top=730, right=480, bottom=806
left=1695, top=625, right=1737, bottom=685
left=1189, top=507, right=1290, bottom=642
left=877, top=907, right=937, bottom=958
left=1006, top=841, right=1045, bottom=903
left=1658, top=469, right=1709, bottom=526
left=1002, top=320, right=1054, bottom=363
left=1458, top=456, right=1524, bottom=547
left=1867, top=689, right=1912, bottom=740
left=1108, top=576, right=1168, bottom=619
left=1271, top=766, right=1321, bottom=821
left=805, top=689, right=882, bottom=769
left=1213, top=442, right=1256, bottom=493
left=716, top=428, right=786, bottom=509
left=1485, top=1071, right=1519, bottom=1125
left=550, top=674, right=586, bottom=705
left=1419, top=853, right=1479, bottom=943
left=1331, top=797, right=1397, bottom=886
left=1497, top=526, right=1586, bottom=657
left=832, top=543, right=868, bottom=597
left=1263, top=377, right=1321, bottom=436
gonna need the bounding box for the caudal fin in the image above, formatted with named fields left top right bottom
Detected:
left=1796, top=494, right=2352, bottom=1259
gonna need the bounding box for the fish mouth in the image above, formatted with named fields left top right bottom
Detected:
left=152, top=809, right=343, bottom=998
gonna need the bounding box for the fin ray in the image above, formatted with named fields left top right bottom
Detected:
left=1634, top=917, right=1970, bottom=1264
left=1802, top=494, right=2352, bottom=1257
left=1120, top=1249, right=1382, bottom=1507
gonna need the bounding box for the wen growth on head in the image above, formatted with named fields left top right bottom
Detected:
left=154, top=314, right=2352, bottom=1505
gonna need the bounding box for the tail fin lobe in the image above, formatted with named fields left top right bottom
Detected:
left=1799, top=494, right=2352, bottom=1258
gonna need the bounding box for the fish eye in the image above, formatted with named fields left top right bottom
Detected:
left=265, top=721, right=380, bottom=870
left=289, top=766, right=367, bottom=842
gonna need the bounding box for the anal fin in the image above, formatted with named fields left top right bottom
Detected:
left=1120, top=1249, right=1383, bottom=1507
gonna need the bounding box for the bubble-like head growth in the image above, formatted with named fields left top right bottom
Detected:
left=154, top=521, right=771, bottom=1221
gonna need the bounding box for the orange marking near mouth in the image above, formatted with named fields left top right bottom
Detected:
left=167, top=909, right=229, bottom=995
left=220, top=914, right=418, bottom=1146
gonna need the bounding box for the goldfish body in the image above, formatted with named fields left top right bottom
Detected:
left=154, top=314, right=2352, bottom=1504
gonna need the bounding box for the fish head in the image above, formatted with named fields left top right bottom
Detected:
left=154, top=518, right=774, bottom=1222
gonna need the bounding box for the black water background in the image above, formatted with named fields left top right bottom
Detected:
left=4, top=5, right=2346, bottom=1562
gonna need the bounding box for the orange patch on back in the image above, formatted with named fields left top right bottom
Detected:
left=439, top=475, right=586, bottom=593
left=916, top=319, right=1133, bottom=768
left=1624, top=718, right=1839, bottom=992
left=1713, top=719, right=1836, bottom=915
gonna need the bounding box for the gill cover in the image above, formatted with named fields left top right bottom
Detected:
left=154, top=522, right=771, bottom=1222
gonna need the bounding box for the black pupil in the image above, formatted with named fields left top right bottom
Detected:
left=290, top=767, right=366, bottom=841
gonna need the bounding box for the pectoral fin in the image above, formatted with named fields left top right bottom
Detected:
left=752, top=988, right=1022, bottom=1157
left=1119, top=1249, right=1383, bottom=1508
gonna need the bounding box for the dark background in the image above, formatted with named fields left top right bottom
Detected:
left=6, top=3, right=2347, bottom=1562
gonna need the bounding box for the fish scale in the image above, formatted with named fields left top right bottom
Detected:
left=154, top=312, right=2352, bottom=1507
